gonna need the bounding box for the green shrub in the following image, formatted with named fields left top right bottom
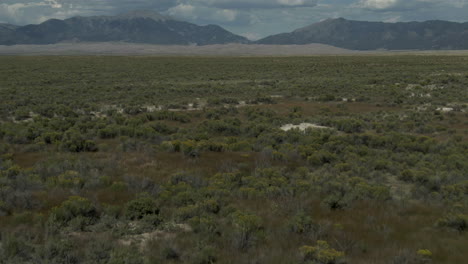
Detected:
left=1, top=233, right=34, bottom=261
left=152, top=111, right=190, bottom=123
left=110, top=181, right=128, bottom=192
left=61, top=130, right=98, bottom=152
left=417, top=249, right=432, bottom=259
left=322, top=193, right=348, bottom=210
left=231, top=211, right=264, bottom=250
left=98, top=125, right=119, bottom=139
left=83, top=238, right=113, bottom=264
left=151, top=122, right=177, bottom=134
left=161, top=246, right=180, bottom=260
left=42, top=132, right=62, bottom=144
left=40, top=238, right=80, bottom=264
left=0, top=200, right=9, bottom=216
left=208, top=97, right=239, bottom=106
left=176, top=204, right=201, bottom=221
left=192, top=246, right=218, bottom=264
left=48, top=196, right=98, bottom=228
left=288, top=212, right=314, bottom=234
left=108, top=246, right=144, bottom=264
left=248, top=96, right=276, bottom=104
left=124, top=194, right=159, bottom=220
left=14, top=109, right=31, bottom=121
left=188, top=216, right=218, bottom=234
left=436, top=213, right=468, bottom=232
left=308, top=150, right=337, bottom=166
left=300, top=240, right=345, bottom=264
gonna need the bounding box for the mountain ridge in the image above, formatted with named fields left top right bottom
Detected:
left=2, top=14, right=468, bottom=50
left=257, top=18, right=468, bottom=50
left=0, top=11, right=249, bottom=46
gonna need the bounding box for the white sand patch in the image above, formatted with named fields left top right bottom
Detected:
left=118, top=223, right=192, bottom=249
left=409, top=93, right=431, bottom=98
left=90, top=111, right=106, bottom=118
left=424, top=84, right=441, bottom=90
left=430, top=72, right=464, bottom=77
left=437, top=107, right=454, bottom=112
left=281, top=123, right=332, bottom=131
left=12, top=118, right=34, bottom=123
left=168, top=103, right=203, bottom=112
left=406, top=84, right=443, bottom=91
left=146, top=105, right=163, bottom=112
left=406, top=84, right=418, bottom=90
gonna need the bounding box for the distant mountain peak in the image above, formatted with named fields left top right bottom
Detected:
left=117, top=10, right=172, bottom=22
left=314, top=17, right=347, bottom=25
left=294, top=17, right=347, bottom=32
left=324, top=17, right=346, bottom=22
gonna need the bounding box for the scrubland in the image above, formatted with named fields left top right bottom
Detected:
left=0, top=56, right=467, bottom=263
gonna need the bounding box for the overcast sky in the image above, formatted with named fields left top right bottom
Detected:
left=1, top=0, right=467, bottom=39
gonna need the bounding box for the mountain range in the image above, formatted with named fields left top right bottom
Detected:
left=257, top=18, right=468, bottom=50
left=0, top=11, right=248, bottom=46
left=1, top=11, right=468, bottom=50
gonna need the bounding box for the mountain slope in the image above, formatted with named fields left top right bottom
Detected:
left=0, top=11, right=249, bottom=46
left=257, top=18, right=468, bottom=50
left=0, top=24, right=18, bottom=45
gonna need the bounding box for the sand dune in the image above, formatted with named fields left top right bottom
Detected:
left=1, top=43, right=468, bottom=56
left=0, top=43, right=356, bottom=56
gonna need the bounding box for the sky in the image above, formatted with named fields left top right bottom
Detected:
left=0, top=0, right=467, bottom=39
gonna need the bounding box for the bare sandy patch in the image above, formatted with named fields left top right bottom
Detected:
left=437, top=107, right=454, bottom=112
left=280, top=123, right=332, bottom=131
left=118, top=223, right=192, bottom=249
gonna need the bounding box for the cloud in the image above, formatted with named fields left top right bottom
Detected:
left=357, top=0, right=468, bottom=11
left=164, top=0, right=318, bottom=27
left=356, top=0, right=436, bottom=11
left=241, top=32, right=262, bottom=40
left=46, top=0, right=62, bottom=9
left=186, top=0, right=318, bottom=9
left=0, top=1, right=66, bottom=24
left=0, top=0, right=316, bottom=25
left=168, top=4, right=247, bottom=25
left=167, top=4, right=196, bottom=19
left=359, top=0, right=399, bottom=9
left=215, top=9, right=238, bottom=22
left=0, top=0, right=181, bottom=25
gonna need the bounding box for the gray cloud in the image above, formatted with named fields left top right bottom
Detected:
left=357, top=0, right=468, bottom=11
left=167, top=4, right=253, bottom=26
left=186, top=0, right=318, bottom=9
